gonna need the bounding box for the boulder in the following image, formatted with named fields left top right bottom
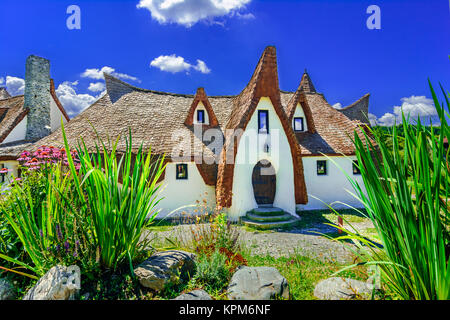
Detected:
left=0, top=278, right=16, bottom=300
left=23, top=265, right=81, bottom=300
left=314, top=277, right=374, bottom=300
left=134, top=250, right=196, bottom=292
left=227, top=266, right=289, bottom=300
left=173, top=289, right=212, bottom=300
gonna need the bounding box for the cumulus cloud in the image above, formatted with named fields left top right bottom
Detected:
left=88, top=82, right=106, bottom=92
left=137, top=0, right=252, bottom=27
left=0, top=77, right=4, bottom=85
left=371, top=95, right=438, bottom=126
left=150, top=54, right=211, bottom=74
left=5, top=76, right=25, bottom=96
left=55, top=81, right=103, bottom=117
left=81, top=66, right=140, bottom=82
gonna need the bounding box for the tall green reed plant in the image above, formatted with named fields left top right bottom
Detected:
left=329, top=81, right=450, bottom=300
left=1, top=121, right=166, bottom=277
left=0, top=163, right=94, bottom=278
left=62, top=121, right=166, bottom=271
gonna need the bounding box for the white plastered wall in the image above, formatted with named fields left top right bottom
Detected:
left=297, top=155, right=366, bottom=211
left=292, top=103, right=308, bottom=132
left=227, top=97, right=296, bottom=220
left=50, top=97, right=68, bottom=131
left=154, top=162, right=216, bottom=218
left=1, top=116, right=27, bottom=144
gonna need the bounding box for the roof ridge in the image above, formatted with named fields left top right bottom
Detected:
left=339, top=93, right=370, bottom=111
left=104, top=73, right=237, bottom=100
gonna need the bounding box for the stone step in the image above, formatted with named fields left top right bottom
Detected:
left=241, top=217, right=299, bottom=230
left=249, top=207, right=285, bottom=217
left=246, top=212, right=293, bottom=223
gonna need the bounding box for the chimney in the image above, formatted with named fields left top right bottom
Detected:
left=24, top=55, right=51, bottom=141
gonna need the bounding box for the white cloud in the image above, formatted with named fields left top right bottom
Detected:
left=193, top=59, right=211, bottom=74
left=368, top=113, right=378, bottom=126
left=137, top=0, right=252, bottom=27
left=371, top=95, right=438, bottom=126
left=234, top=11, right=255, bottom=20
left=88, top=82, right=106, bottom=92
left=150, top=54, right=211, bottom=74
left=0, top=77, right=4, bottom=85
left=81, top=66, right=140, bottom=82
left=55, top=81, right=103, bottom=117
left=5, top=76, right=25, bottom=96
left=332, top=102, right=343, bottom=109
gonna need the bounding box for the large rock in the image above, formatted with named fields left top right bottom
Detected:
left=173, top=289, right=212, bottom=300
left=314, top=277, right=375, bottom=300
left=134, top=250, right=196, bottom=292
left=23, top=265, right=81, bottom=300
left=0, top=278, right=16, bottom=300
left=227, top=266, right=289, bottom=300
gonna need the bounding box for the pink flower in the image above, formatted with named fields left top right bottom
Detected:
left=0, top=168, right=11, bottom=174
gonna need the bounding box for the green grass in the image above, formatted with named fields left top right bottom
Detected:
left=243, top=252, right=370, bottom=300
left=146, top=219, right=176, bottom=232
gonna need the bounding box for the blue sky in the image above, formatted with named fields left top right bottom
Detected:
left=0, top=0, right=449, bottom=124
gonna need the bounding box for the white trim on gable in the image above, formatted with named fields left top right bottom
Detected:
left=292, top=103, right=308, bottom=132
left=193, top=102, right=209, bottom=125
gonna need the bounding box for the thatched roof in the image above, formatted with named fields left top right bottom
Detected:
left=33, top=46, right=371, bottom=192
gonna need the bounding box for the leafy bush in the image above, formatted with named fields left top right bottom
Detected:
left=65, top=125, right=166, bottom=271
left=0, top=162, right=96, bottom=277
left=192, top=250, right=231, bottom=292
left=0, top=121, right=166, bottom=278
left=188, top=212, right=241, bottom=254
left=333, top=82, right=450, bottom=300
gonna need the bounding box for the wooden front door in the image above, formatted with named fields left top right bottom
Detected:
left=252, top=160, right=276, bottom=205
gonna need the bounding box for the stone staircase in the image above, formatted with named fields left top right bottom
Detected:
left=240, top=207, right=300, bottom=230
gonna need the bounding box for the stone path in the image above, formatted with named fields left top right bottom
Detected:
left=144, top=219, right=375, bottom=264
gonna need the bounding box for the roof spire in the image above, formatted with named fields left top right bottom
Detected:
left=299, top=69, right=316, bottom=93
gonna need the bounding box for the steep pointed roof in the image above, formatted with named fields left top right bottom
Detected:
left=338, top=93, right=370, bottom=125
left=285, top=81, right=317, bottom=134
left=298, top=70, right=316, bottom=93
left=184, top=87, right=219, bottom=127
left=216, top=46, right=308, bottom=208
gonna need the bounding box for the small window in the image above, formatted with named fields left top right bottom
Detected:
left=197, top=110, right=205, bottom=124
left=258, top=110, right=269, bottom=133
left=317, top=160, right=327, bottom=175
left=352, top=160, right=361, bottom=175
left=176, top=164, right=188, bottom=180
left=294, top=117, right=304, bottom=132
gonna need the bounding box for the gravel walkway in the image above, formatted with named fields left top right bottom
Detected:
left=144, top=219, right=375, bottom=264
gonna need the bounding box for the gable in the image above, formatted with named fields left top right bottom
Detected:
left=216, top=46, right=308, bottom=208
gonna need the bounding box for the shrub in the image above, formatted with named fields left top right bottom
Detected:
left=188, top=212, right=241, bottom=255
left=0, top=121, right=166, bottom=278
left=0, top=162, right=96, bottom=277
left=192, top=250, right=231, bottom=292
left=332, top=81, right=450, bottom=300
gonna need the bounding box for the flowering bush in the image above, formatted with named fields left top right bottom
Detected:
left=17, top=145, right=81, bottom=173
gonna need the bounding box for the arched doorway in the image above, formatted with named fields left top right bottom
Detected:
left=252, top=160, right=276, bottom=205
